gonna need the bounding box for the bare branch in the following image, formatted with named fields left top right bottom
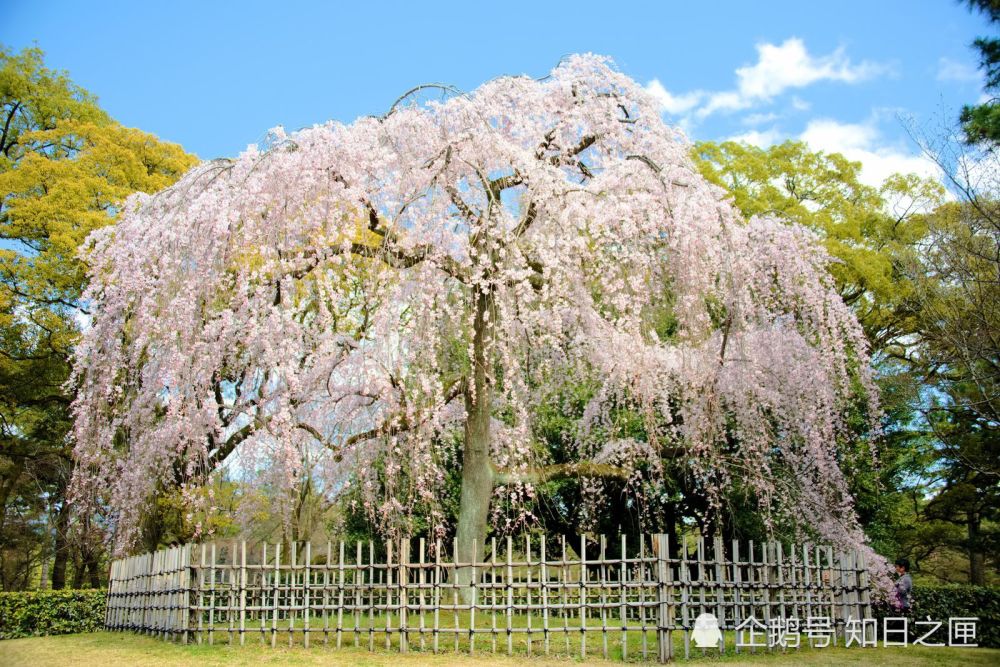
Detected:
left=445, top=185, right=479, bottom=221
left=384, top=83, right=464, bottom=118
left=511, top=201, right=538, bottom=238
left=553, top=135, right=597, bottom=164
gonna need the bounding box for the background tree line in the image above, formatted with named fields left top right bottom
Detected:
left=0, top=46, right=196, bottom=590
left=1, top=1, right=997, bottom=590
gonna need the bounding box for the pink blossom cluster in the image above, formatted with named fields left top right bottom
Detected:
left=70, top=55, right=886, bottom=587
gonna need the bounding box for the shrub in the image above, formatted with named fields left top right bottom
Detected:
left=0, top=589, right=106, bottom=640
left=873, top=585, right=1000, bottom=648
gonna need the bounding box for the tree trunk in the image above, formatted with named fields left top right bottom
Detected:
left=664, top=502, right=678, bottom=559
left=140, top=502, right=166, bottom=554
left=453, top=287, right=494, bottom=602
left=71, top=553, right=85, bottom=589
left=86, top=549, right=102, bottom=589
left=968, top=513, right=985, bottom=586
left=0, top=461, right=25, bottom=544
left=38, top=507, right=50, bottom=591
left=50, top=496, right=71, bottom=589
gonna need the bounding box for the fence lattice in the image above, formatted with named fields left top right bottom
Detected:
left=105, top=534, right=873, bottom=662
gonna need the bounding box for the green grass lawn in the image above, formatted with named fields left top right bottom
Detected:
left=1, top=632, right=997, bottom=667
left=161, top=610, right=981, bottom=663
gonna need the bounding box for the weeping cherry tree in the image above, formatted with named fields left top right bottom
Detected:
left=70, top=55, right=887, bottom=588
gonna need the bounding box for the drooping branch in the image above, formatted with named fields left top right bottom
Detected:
left=488, top=173, right=524, bottom=196
left=512, top=201, right=538, bottom=239
left=494, top=461, right=631, bottom=485
left=445, top=185, right=479, bottom=221
left=719, top=312, right=733, bottom=364
left=552, top=134, right=597, bottom=165
left=211, top=422, right=256, bottom=461
left=284, top=236, right=467, bottom=284
left=384, top=83, right=464, bottom=118
left=293, top=421, right=345, bottom=459
left=331, top=375, right=466, bottom=454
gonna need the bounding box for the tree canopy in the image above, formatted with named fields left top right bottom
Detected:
left=961, top=0, right=1000, bottom=145
left=901, top=193, right=1000, bottom=585
left=0, top=45, right=196, bottom=590
left=70, top=55, right=886, bottom=589
left=691, top=135, right=1000, bottom=584
left=693, top=139, right=943, bottom=354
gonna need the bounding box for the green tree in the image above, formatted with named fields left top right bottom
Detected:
left=693, top=140, right=943, bottom=352
left=0, top=45, right=197, bottom=589
left=960, top=0, right=1000, bottom=146
left=903, top=199, right=1000, bottom=585
left=692, top=139, right=946, bottom=559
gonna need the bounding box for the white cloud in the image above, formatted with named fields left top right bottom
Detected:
left=791, top=96, right=811, bottom=112
left=746, top=39, right=881, bottom=95
left=644, top=79, right=704, bottom=115
left=936, top=57, right=980, bottom=83
left=799, top=118, right=941, bottom=186
left=698, top=38, right=883, bottom=117
left=800, top=119, right=877, bottom=152
left=726, top=127, right=783, bottom=147
left=701, top=91, right=745, bottom=115
left=741, top=112, right=780, bottom=126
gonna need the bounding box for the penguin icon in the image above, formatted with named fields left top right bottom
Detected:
left=692, top=613, right=723, bottom=648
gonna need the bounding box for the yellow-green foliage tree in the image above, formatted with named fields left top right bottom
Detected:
left=0, top=46, right=197, bottom=590
left=695, top=138, right=1000, bottom=585
left=693, top=140, right=943, bottom=353
left=692, top=139, right=947, bottom=560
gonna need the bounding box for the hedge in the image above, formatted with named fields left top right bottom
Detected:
left=0, top=589, right=106, bottom=639
left=874, top=585, right=1000, bottom=648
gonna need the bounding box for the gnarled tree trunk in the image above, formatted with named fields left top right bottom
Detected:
left=453, top=286, right=495, bottom=601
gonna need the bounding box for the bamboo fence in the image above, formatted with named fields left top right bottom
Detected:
left=105, top=534, right=873, bottom=662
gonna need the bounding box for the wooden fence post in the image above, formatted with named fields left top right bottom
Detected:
left=655, top=533, right=672, bottom=663
left=304, top=541, right=312, bottom=648
left=858, top=549, right=873, bottom=642
left=732, top=540, right=742, bottom=655
left=837, top=549, right=849, bottom=642
left=289, top=541, right=295, bottom=644
left=802, top=544, right=812, bottom=632
left=164, top=547, right=171, bottom=641
left=209, top=542, right=217, bottom=645
left=713, top=536, right=725, bottom=653
left=271, top=543, right=280, bottom=648
left=399, top=537, right=409, bottom=653
left=680, top=536, right=690, bottom=660
left=761, top=541, right=772, bottom=649
left=105, top=558, right=115, bottom=630
left=385, top=539, right=394, bottom=651
left=180, top=545, right=189, bottom=644
left=433, top=538, right=441, bottom=654
left=775, top=541, right=786, bottom=643
left=238, top=541, right=246, bottom=646
left=598, top=534, right=606, bottom=659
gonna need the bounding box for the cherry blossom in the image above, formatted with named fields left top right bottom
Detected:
left=70, top=55, right=887, bottom=589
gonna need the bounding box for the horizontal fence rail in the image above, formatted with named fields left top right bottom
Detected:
left=105, top=534, right=873, bottom=662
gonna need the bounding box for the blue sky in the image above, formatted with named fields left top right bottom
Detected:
left=2, top=1, right=991, bottom=185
